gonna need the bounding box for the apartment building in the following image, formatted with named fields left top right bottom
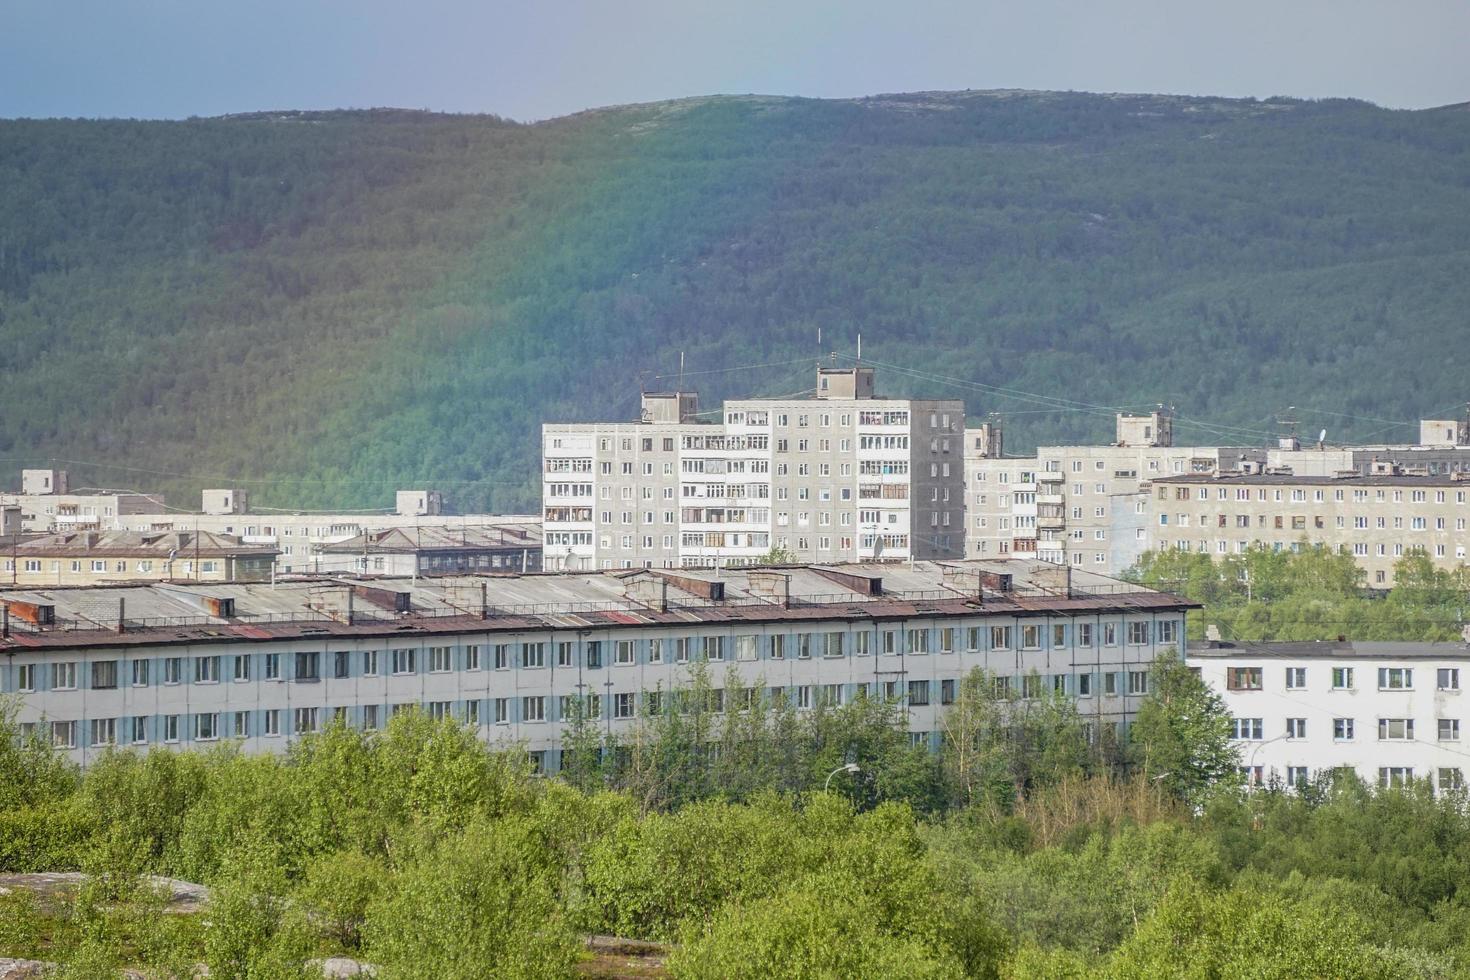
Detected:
left=542, top=368, right=966, bottom=569
left=965, top=410, right=1258, bottom=574
left=1190, top=639, right=1470, bottom=791
left=0, top=469, right=165, bottom=533
left=1147, top=470, right=1470, bottom=586
left=2, top=530, right=279, bottom=586
left=1264, top=416, right=1470, bottom=477
left=0, top=559, right=1192, bottom=768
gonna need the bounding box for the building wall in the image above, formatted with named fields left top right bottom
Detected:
left=1192, top=649, right=1469, bottom=791
left=8, top=607, right=1186, bottom=769
left=1147, top=477, right=1470, bottom=587
left=1, top=554, right=271, bottom=586
left=544, top=393, right=965, bottom=570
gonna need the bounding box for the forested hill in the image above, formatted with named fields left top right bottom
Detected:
left=2, top=91, right=1468, bottom=513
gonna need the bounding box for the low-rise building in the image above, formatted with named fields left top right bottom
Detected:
left=1, top=559, right=1193, bottom=768
left=1146, top=471, right=1469, bottom=587
left=1190, top=639, right=1470, bottom=792
left=313, top=525, right=543, bottom=576
left=3, top=530, right=279, bottom=585
left=1, top=469, right=166, bottom=534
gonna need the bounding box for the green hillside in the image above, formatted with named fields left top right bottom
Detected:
left=1, top=91, right=1468, bottom=512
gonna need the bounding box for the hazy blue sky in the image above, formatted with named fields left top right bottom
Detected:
left=3, top=0, right=1466, bottom=120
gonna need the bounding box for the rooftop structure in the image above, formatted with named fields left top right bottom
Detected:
left=314, top=524, right=543, bottom=576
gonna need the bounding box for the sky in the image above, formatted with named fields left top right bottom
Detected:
left=3, top=0, right=1467, bottom=121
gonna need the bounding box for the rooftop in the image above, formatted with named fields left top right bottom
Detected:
left=1153, top=473, right=1468, bottom=487
left=13, top=530, right=279, bottom=559
left=1189, top=640, right=1470, bottom=660
left=317, top=524, right=543, bottom=554
left=0, top=559, right=1193, bottom=652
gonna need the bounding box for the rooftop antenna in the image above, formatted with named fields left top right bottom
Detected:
left=856, top=332, right=862, bottom=365
left=678, top=351, right=684, bottom=393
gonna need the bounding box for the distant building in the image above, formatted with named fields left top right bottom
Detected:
left=543, top=367, right=967, bottom=569
left=1190, top=639, right=1469, bottom=792
left=1146, top=469, right=1469, bottom=587
left=3, top=530, right=279, bottom=585
left=965, top=411, right=1260, bottom=573
left=1, top=468, right=166, bottom=534
left=314, top=524, right=543, bottom=576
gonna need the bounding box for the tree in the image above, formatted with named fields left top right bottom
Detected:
left=1128, top=650, right=1238, bottom=805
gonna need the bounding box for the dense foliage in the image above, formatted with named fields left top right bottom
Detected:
left=1127, top=547, right=1470, bottom=642
left=2, top=653, right=1469, bottom=978
left=3, top=92, right=1469, bottom=511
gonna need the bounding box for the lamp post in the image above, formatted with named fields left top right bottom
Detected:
left=1248, top=733, right=1290, bottom=787
left=824, top=762, right=861, bottom=793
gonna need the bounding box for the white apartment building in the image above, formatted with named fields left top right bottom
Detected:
left=542, top=368, right=966, bottom=569
left=965, top=410, right=1258, bottom=574
left=1191, top=639, right=1470, bottom=792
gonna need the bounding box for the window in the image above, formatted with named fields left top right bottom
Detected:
left=236, top=655, right=254, bottom=682
left=50, top=720, right=78, bottom=749
left=1127, top=621, right=1150, bottom=645
left=735, top=635, right=758, bottom=662
left=465, top=645, right=480, bottom=671
left=91, top=660, right=118, bottom=690
left=854, top=632, right=871, bottom=657
left=294, top=651, right=320, bottom=681
left=1231, top=717, right=1264, bottom=740
left=1333, top=717, right=1354, bottom=741
left=294, top=707, right=319, bottom=735
left=193, top=656, right=219, bottom=684
left=232, top=711, right=250, bottom=738
left=495, top=644, right=511, bottom=670
left=1439, top=768, right=1464, bottom=792
left=1077, top=673, right=1092, bottom=697
left=1103, top=623, right=1117, bottom=646
left=1439, top=719, right=1460, bottom=741
left=703, top=636, right=724, bottom=662
left=362, top=650, right=378, bottom=676
left=990, top=626, right=1012, bottom=651
left=940, top=679, right=956, bottom=705
left=1377, top=667, right=1413, bottom=690
left=52, top=662, right=77, bottom=690
left=614, top=692, right=636, bottom=719
left=1051, top=624, right=1066, bottom=648
left=1227, top=666, right=1263, bottom=691
left=90, top=718, right=116, bottom=747
left=129, top=717, right=147, bottom=744
left=428, top=701, right=451, bottom=721
left=1378, top=718, right=1414, bottom=741
left=493, top=698, right=510, bottom=724
left=908, top=680, right=931, bottom=706
left=1127, top=670, right=1149, bottom=695
left=391, top=648, right=416, bottom=675
left=129, top=660, right=148, bottom=688
left=1286, top=766, right=1310, bottom=786
left=1438, top=668, right=1460, bottom=691
left=908, top=629, right=929, bottom=654
left=1331, top=667, right=1354, bottom=690
left=429, top=646, right=452, bottom=672
left=1103, top=672, right=1118, bottom=696
left=1021, top=624, right=1041, bottom=650
left=522, top=696, right=545, bottom=722
left=939, top=628, right=956, bottom=654
left=1378, top=767, right=1414, bottom=788
left=616, top=640, right=636, bottom=666
left=1285, top=667, right=1306, bottom=690
left=264, top=710, right=281, bottom=737
left=523, top=643, right=546, bottom=668
left=195, top=713, right=219, bottom=741
left=587, top=641, right=603, bottom=669
left=1077, top=623, right=1093, bottom=647
left=1286, top=718, right=1307, bottom=739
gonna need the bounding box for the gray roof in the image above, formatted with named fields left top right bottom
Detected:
left=1189, top=640, right=1470, bottom=660
left=1156, top=474, right=1466, bottom=487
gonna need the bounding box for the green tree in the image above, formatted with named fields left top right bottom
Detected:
left=1128, top=650, right=1238, bottom=805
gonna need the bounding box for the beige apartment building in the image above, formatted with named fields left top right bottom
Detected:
left=3, top=530, right=279, bottom=586
left=542, top=368, right=966, bottom=569
left=965, top=410, right=1258, bottom=574
left=1146, top=470, right=1470, bottom=587
left=0, top=469, right=166, bottom=533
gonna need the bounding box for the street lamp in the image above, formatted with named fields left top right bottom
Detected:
left=825, top=762, right=861, bottom=793
left=1247, top=733, right=1291, bottom=787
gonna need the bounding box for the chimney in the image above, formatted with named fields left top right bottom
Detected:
left=480, top=581, right=489, bottom=620
left=117, top=597, right=125, bottom=633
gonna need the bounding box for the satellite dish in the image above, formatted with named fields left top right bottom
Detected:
left=1318, top=429, right=1327, bottom=444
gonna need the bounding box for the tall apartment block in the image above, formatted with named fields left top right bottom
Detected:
left=542, top=368, right=966, bottom=569
left=964, top=409, right=1260, bottom=573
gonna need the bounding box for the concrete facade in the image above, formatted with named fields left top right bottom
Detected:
left=1, top=560, right=1192, bottom=770
left=1191, top=640, right=1470, bottom=791
left=543, top=368, right=966, bottom=569
left=1146, top=473, right=1470, bottom=587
